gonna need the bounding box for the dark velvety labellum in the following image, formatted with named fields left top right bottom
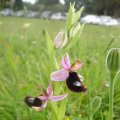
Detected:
left=24, top=96, right=42, bottom=107
left=66, top=72, right=87, bottom=92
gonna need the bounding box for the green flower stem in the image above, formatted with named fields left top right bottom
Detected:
left=54, top=55, right=60, bottom=94
left=109, top=72, right=116, bottom=120
left=89, top=102, right=93, bottom=120
left=49, top=102, right=58, bottom=120
left=88, top=76, right=92, bottom=120
left=90, top=114, right=93, bottom=120
left=53, top=55, right=59, bottom=70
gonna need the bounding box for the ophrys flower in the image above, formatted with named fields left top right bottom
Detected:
left=24, top=83, right=68, bottom=111
left=51, top=53, right=87, bottom=92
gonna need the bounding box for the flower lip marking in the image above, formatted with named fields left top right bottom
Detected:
left=73, top=81, right=81, bottom=86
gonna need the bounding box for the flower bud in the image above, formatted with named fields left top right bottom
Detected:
left=54, top=32, right=63, bottom=48
left=54, top=32, right=68, bottom=49
left=106, top=48, right=120, bottom=73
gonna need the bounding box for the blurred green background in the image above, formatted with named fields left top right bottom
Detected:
left=0, top=0, right=120, bottom=120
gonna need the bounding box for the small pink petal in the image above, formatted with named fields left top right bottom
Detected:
left=70, top=59, right=83, bottom=71
left=47, top=83, right=53, bottom=96
left=61, top=53, right=71, bottom=70
left=38, top=96, right=48, bottom=101
left=50, top=94, right=68, bottom=101
left=50, top=69, right=69, bottom=81
left=54, top=32, right=63, bottom=48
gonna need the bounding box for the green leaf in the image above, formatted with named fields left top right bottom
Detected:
left=66, top=3, right=75, bottom=34
left=44, top=29, right=54, bottom=57
left=73, top=6, right=84, bottom=27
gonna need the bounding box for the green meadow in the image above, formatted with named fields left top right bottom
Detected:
left=0, top=16, right=120, bottom=120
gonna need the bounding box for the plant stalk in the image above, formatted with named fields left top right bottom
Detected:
left=109, top=72, right=116, bottom=120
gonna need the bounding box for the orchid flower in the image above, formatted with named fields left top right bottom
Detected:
left=50, top=53, right=87, bottom=92
left=51, top=53, right=83, bottom=81
left=24, top=83, right=68, bottom=111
